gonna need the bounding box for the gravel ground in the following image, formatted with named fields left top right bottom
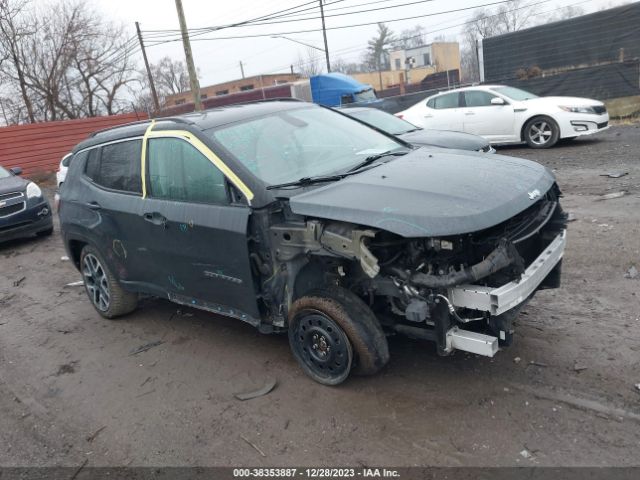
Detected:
left=0, top=124, right=639, bottom=468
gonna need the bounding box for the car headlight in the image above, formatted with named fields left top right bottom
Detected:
left=26, top=182, right=43, bottom=199
left=559, top=105, right=596, bottom=114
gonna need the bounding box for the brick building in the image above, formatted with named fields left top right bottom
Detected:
left=165, top=73, right=301, bottom=107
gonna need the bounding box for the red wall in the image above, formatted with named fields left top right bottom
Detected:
left=0, top=112, right=148, bottom=175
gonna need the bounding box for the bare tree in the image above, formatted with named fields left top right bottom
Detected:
left=0, top=0, right=137, bottom=123
left=0, top=0, right=36, bottom=122
left=545, top=5, right=585, bottom=23
left=495, top=0, right=534, bottom=32
left=395, top=25, right=427, bottom=50
left=331, top=57, right=364, bottom=75
left=459, top=1, right=535, bottom=82
left=151, top=56, right=190, bottom=97
left=294, top=47, right=322, bottom=77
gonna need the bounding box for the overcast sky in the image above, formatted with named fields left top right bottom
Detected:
left=99, top=0, right=628, bottom=87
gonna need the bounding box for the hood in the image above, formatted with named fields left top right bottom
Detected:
left=523, top=96, right=605, bottom=107
left=289, top=148, right=555, bottom=238
left=0, top=174, right=28, bottom=195
left=399, top=129, right=490, bottom=151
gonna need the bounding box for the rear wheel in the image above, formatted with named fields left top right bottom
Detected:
left=524, top=116, right=559, bottom=148
left=288, top=286, right=389, bottom=385
left=80, top=245, right=137, bottom=319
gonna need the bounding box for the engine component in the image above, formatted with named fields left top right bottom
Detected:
left=390, top=238, right=523, bottom=289
left=405, top=299, right=430, bottom=322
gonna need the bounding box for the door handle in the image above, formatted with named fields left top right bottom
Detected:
left=143, top=212, right=168, bottom=228
left=465, top=112, right=475, bottom=115
left=424, top=114, right=433, bottom=118
left=86, top=201, right=101, bottom=210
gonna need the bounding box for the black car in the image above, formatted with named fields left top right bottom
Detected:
left=60, top=101, right=566, bottom=385
left=342, top=106, right=495, bottom=153
left=0, top=165, right=53, bottom=242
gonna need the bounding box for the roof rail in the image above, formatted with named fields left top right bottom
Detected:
left=89, top=116, right=194, bottom=137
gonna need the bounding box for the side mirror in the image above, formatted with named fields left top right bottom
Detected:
left=10, top=167, right=23, bottom=175
left=491, top=97, right=506, bottom=106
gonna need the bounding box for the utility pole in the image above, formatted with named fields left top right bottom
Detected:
left=239, top=61, right=245, bottom=79
left=136, top=22, right=160, bottom=113
left=318, top=0, right=331, bottom=73
left=175, top=0, right=203, bottom=110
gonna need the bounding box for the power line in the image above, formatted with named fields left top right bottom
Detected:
left=145, top=0, right=519, bottom=47
left=142, top=0, right=436, bottom=38
left=142, top=0, right=343, bottom=37
left=256, top=0, right=587, bottom=76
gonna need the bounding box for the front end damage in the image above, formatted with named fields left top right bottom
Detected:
left=250, top=185, right=567, bottom=357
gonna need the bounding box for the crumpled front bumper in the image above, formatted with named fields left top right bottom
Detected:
left=447, top=230, right=567, bottom=315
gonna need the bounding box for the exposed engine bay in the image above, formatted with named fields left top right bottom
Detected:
left=251, top=184, right=568, bottom=357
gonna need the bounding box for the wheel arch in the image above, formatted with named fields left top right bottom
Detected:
left=520, top=114, right=559, bottom=141
left=68, top=238, right=88, bottom=270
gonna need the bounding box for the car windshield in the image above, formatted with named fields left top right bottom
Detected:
left=491, top=86, right=538, bottom=101
left=348, top=109, right=418, bottom=135
left=207, top=106, right=406, bottom=185
left=353, top=88, right=377, bottom=103
left=0, top=166, right=11, bottom=179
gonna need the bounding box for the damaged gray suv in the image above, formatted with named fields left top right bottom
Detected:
left=59, top=101, right=567, bottom=385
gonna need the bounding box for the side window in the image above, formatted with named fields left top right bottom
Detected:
left=464, top=91, right=498, bottom=107
left=62, top=154, right=73, bottom=167
left=84, top=148, right=100, bottom=181
left=426, top=98, right=435, bottom=109
left=341, top=94, right=354, bottom=105
left=94, top=140, right=142, bottom=193
left=147, top=137, right=228, bottom=204
left=433, top=93, right=459, bottom=109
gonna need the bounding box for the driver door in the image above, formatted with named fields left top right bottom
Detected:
left=140, top=135, right=260, bottom=321
left=462, top=90, right=515, bottom=140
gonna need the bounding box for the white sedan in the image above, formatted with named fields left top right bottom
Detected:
left=398, top=85, right=609, bottom=148
left=56, top=153, right=72, bottom=187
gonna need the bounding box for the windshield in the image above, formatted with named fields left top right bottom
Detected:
left=348, top=109, right=418, bottom=135
left=207, top=106, right=405, bottom=185
left=491, top=86, right=538, bottom=101
left=353, top=88, right=376, bottom=103
left=0, top=166, right=10, bottom=179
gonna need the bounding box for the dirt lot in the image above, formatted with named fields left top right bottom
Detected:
left=1, top=125, right=639, bottom=468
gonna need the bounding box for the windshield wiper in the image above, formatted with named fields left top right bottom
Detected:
left=267, top=151, right=409, bottom=190
left=266, top=175, right=344, bottom=190
left=347, top=150, right=408, bottom=173
left=400, top=127, right=422, bottom=134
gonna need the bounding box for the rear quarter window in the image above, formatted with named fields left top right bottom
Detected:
left=85, top=140, right=142, bottom=194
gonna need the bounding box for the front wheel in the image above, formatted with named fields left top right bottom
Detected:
left=288, top=286, right=389, bottom=385
left=524, top=116, right=560, bottom=148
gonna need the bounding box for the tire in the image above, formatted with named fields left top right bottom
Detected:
left=524, top=116, right=560, bottom=148
left=288, top=286, right=389, bottom=385
left=37, top=226, right=53, bottom=237
left=80, top=245, right=138, bottom=319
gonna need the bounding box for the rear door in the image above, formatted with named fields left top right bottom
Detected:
left=461, top=90, right=515, bottom=140
left=140, top=135, right=259, bottom=321
left=81, top=139, right=151, bottom=288
left=424, top=92, right=464, bottom=131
